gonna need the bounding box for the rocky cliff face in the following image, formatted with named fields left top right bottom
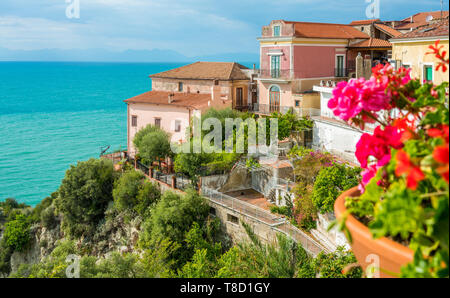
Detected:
left=7, top=209, right=142, bottom=276
left=9, top=222, right=63, bottom=274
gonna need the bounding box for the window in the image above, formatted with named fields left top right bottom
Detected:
left=273, top=25, right=281, bottom=37
left=424, top=65, right=433, bottom=83
left=155, top=118, right=161, bottom=128
left=236, top=87, right=243, bottom=107
left=269, top=85, right=280, bottom=113
left=210, top=207, right=216, bottom=216
left=335, top=55, right=345, bottom=77
left=295, top=100, right=300, bottom=107
left=361, top=27, right=364, bottom=32
left=175, top=120, right=181, bottom=132
left=227, top=214, right=239, bottom=224
left=271, top=55, right=281, bottom=78
left=131, top=115, right=137, bottom=127
left=178, top=82, right=183, bottom=92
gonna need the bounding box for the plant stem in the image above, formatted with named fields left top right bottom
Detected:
left=420, top=191, right=448, bottom=198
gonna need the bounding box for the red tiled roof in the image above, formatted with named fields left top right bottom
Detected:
left=395, top=11, right=449, bottom=30
left=350, top=19, right=381, bottom=25
left=392, top=18, right=449, bottom=40
left=124, top=91, right=211, bottom=110
left=150, top=62, right=249, bottom=81
left=374, top=23, right=402, bottom=37
left=283, top=21, right=370, bottom=39
left=349, top=38, right=392, bottom=48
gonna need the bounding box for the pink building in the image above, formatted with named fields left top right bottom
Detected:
left=125, top=62, right=255, bottom=157
left=254, top=20, right=371, bottom=115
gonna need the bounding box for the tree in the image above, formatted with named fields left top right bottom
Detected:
left=135, top=181, right=161, bottom=217
left=113, top=170, right=145, bottom=212
left=137, top=130, right=172, bottom=167
left=174, top=147, right=212, bottom=182
left=148, top=190, right=210, bottom=244
left=140, top=189, right=211, bottom=268
left=268, top=110, right=313, bottom=141
left=57, top=158, right=116, bottom=237
left=297, top=247, right=362, bottom=278
left=3, top=214, right=31, bottom=252
left=133, top=124, right=161, bottom=150
left=312, top=163, right=361, bottom=214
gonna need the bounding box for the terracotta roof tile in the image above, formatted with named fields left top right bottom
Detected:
left=395, top=11, right=449, bottom=30
left=392, top=18, right=449, bottom=40
left=124, top=91, right=212, bottom=110
left=150, top=62, right=249, bottom=81
left=350, top=19, right=381, bottom=25
left=349, top=38, right=392, bottom=48
left=285, top=21, right=370, bottom=39
left=374, top=23, right=402, bottom=37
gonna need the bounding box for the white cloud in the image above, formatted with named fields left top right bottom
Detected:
left=0, top=0, right=446, bottom=55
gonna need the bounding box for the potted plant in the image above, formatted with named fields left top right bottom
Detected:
left=330, top=41, right=449, bottom=278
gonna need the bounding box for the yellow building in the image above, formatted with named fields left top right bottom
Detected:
left=390, top=18, right=449, bottom=85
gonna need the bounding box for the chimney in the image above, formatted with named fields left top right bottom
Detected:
left=168, top=93, right=174, bottom=104
left=410, top=16, right=413, bottom=23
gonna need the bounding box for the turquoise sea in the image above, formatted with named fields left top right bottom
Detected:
left=0, top=62, right=190, bottom=206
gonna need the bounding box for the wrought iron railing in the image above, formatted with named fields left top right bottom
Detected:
left=259, top=69, right=292, bottom=79
left=248, top=104, right=321, bottom=117
left=334, top=68, right=349, bottom=77
left=201, top=187, right=328, bottom=256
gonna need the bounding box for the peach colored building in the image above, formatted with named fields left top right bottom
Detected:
left=150, top=62, right=257, bottom=110
left=125, top=62, right=255, bottom=157
left=390, top=17, right=449, bottom=85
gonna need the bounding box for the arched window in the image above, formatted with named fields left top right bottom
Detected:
left=269, top=85, right=280, bottom=113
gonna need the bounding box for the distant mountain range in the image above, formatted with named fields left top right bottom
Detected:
left=0, top=48, right=259, bottom=63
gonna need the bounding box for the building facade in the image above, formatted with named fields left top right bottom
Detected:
left=390, top=17, right=449, bottom=85
left=125, top=62, right=255, bottom=157
left=255, top=20, right=371, bottom=116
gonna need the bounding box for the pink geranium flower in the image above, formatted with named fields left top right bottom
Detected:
left=328, top=77, right=390, bottom=122
left=355, top=125, right=404, bottom=169
left=328, top=79, right=364, bottom=121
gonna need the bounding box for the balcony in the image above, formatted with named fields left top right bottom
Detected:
left=259, top=69, right=292, bottom=80
left=248, top=103, right=321, bottom=117
left=259, top=68, right=353, bottom=80
left=334, top=68, right=349, bottom=78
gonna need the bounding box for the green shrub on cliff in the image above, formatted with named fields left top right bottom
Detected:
left=139, top=189, right=212, bottom=268
left=113, top=169, right=161, bottom=217
left=57, top=158, right=116, bottom=237
left=113, top=170, right=145, bottom=211
left=3, top=214, right=31, bottom=252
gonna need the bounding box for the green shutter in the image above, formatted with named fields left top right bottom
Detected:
left=426, top=66, right=433, bottom=82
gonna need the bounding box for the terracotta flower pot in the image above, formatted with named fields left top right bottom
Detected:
left=334, top=187, right=414, bottom=278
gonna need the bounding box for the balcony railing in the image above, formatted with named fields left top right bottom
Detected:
left=248, top=104, right=321, bottom=117
left=259, top=69, right=292, bottom=79
left=334, top=68, right=349, bottom=78
left=259, top=68, right=353, bottom=79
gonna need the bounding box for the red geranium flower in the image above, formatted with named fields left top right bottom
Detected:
left=433, top=145, right=449, bottom=183
left=395, top=150, right=425, bottom=190
left=428, top=125, right=450, bottom=183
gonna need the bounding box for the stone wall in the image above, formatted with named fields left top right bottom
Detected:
left=218, top=167, right=252, bottom=193
left=201, top=174, right=229, bottom=191
left=208, top=200, right=280, bottom=246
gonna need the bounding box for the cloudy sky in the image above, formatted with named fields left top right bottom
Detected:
left=0, top=0, right=447, bottom=57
